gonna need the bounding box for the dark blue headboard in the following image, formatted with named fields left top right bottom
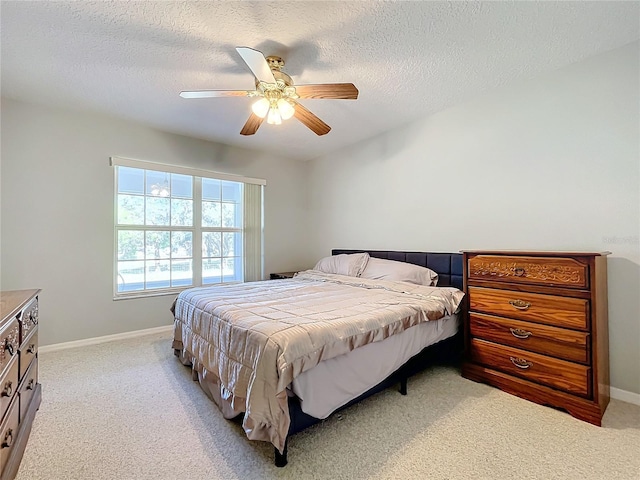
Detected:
left=331, top=249, right=463, bottom=291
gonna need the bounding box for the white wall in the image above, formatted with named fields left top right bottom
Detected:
left=2, top=43, right=638, bottom=394
left=1, top=99, right=308, bottom=345
left=305, top=43, right=640, bottom=395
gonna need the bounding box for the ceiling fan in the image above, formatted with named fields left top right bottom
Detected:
left=180, top=47, right=359, bottom=136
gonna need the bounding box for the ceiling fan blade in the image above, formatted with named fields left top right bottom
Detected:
left=180, top=90, right=254, bottom=99
left=293, top=102, right=331, bottom=136
left=295, top=83, right=359, bottom=100
left=240, top=113, right=265, bottom=136
left=236, top=47, right=276, bottom=84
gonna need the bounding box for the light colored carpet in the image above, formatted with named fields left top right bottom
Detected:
left=16, top=331, right=640, bottom=480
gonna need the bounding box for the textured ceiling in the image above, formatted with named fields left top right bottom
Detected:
left=2, top=1, right=638, bottom=161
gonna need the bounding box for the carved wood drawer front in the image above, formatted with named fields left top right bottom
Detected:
left=468, top=255, right=589, bottom=289
left=470, top=338, right=591, bottom=397
left=18, top=297, right=38, bottom=346
left=0, top=320, right=20, bottom=379
left=18, top=329, right=38, bottom=381
left=0, top=358, right=18, bottom=423
left=470, top=313, right=589, bottom=364
left=18, top=359, right=37, bottom=423
left=468, top=286, right=589, bottom=330
left=0, top=398, right=18, bottom=474
left=0, top=288, right=41, bottom=478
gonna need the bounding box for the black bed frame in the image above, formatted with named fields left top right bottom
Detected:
left=272, top=249, right=464, bottom=467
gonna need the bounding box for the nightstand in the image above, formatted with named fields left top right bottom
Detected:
left=269, top=272, right=297, bottom=280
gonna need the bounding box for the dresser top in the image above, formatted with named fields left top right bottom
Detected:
left=460, top=250, right=611, bottom=257
left=1, top=289, right=40, bottom=323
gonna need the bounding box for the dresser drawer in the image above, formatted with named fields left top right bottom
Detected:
left=468, top=255, right=589, bottom=289
left=19, top=296, right=38, bottom=346
left=0, top=319, right=20, bottom=378
left=19, top=329, right=38, bottom=380
left=0, top=397, right=19, bottom=474
left=469, top=286, right=589, bottom=330
left=19, top=359, right=37, bottom=423
left=0, top=357, right=18, bottom=423
left=470, top=313, right=589, bottom=364
left=470, top=338, right=591, bottom=396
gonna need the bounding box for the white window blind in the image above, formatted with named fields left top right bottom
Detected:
left=243, top=183, right=264, bottom=282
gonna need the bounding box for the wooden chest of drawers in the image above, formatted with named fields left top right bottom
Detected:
left=0, top=290, right=42, bottom=479
left=461, top=251, right=609, bottom=425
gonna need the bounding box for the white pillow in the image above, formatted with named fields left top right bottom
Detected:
left=360, top=257, right=438, bottom=286
left=313, top=253, right=370, bottom=277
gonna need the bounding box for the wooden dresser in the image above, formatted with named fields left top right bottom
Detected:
left=0, top=290, right=42, bottom=479
left=461, top=251, right=609, bottom=425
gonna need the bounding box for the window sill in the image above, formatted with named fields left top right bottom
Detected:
left=113, top=287, right=190, bottom=301
left=112, top=280, right=245, bottom=301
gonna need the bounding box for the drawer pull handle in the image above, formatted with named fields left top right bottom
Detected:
left=2, top=429, right=13, bottom=449
left=510, top=356, right=533, bottom=369
left=509, top=299, right=531, bottom=311
left=1, top=382, right=12, bottom=397
left=26, top=344, right=36, bottom=354
left=510, top=328, right=532, bottom=339
left=514, top=267, right=526, bottom=277
left=4, top=341, right=14, bottom=356
left=26, top=379, right=35, bottom=391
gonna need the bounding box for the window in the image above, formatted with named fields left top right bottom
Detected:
left=112, top=157, right=264, bottom=298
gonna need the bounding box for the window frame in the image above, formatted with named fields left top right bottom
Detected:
left=110, top=156, right=265, bottom=300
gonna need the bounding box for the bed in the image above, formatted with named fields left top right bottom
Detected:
left=171, top=249, right=465, bottom=466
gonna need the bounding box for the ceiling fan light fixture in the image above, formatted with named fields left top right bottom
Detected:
left=151, top=178, right=170, bottom=197
left=277, top=98, right=295, bottom=120
left=181, top=46, right=357, bottom=136
left=251, top=97, right=270, bottom=118
left=267, top=107, right=282, bottom=125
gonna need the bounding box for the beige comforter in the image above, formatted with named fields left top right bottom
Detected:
left=171, top=270, right=464, bottom=453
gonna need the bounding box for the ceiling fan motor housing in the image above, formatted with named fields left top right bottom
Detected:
left=265, top=55, right=284, bottom=70
left=264, top=56, right=293, bottom=86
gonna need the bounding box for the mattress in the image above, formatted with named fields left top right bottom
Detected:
left=171, top=270, right=465, bottom=452
left=291, top=314, right=459, bottom=418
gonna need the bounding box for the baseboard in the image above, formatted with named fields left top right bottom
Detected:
left=610, top=387, right=640, bottom=406
left=39, top=325, right=173, bottom=353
